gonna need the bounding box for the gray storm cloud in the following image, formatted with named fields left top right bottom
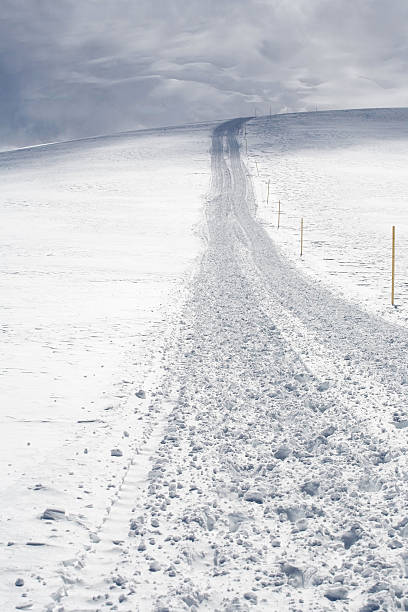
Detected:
left=0, top=0, right=407, bottom=148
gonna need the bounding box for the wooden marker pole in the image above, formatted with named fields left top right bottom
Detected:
left=266, top=180, right=270, bottom=206
left=392, top=225, right=395, bottom=306
left=255, top=161, right=259, bottom=176
left=277, top=200, right=281, bottom=229
left=300, top=217, right=304, bottom=256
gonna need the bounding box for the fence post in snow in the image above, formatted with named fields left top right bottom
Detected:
left=277, top=200, right=281, bottom=229
left=266, top=180, right=270, bottom=206
left=300, top=217, right=304, bottom=257
left=243, top=125, right=248, bottom=155
left=255, top=161, right=259, bottom=176
left=392, top=225, right=396, bottom=306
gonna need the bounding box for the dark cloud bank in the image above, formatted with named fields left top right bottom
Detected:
left=1, top=0, right=408, bottom=148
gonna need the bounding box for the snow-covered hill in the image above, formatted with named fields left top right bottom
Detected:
left=249, top=108, right=408, bottom=324
left=0, top=122, right=212, bottom=610
left=2, top=110, right=408, bottom=611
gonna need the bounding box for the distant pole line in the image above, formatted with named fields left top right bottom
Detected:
left=256, top=185, right=397, bottom=308
left=392, top=225, right=396, bottom=306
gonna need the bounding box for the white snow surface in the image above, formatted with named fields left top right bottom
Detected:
left=248, top=108, right=408, bottom=324
left=0, top=123, right=211, bottom=610
left=2, top=110, right=408, bottom=612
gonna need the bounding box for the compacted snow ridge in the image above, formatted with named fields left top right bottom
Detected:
left=4, top=112, right=408, bottom=611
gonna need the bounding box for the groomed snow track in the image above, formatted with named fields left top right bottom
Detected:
left=53, top=119, right=408, bottom=612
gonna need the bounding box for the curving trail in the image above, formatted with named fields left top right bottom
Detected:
left=55, top=119, right=408, bottom=612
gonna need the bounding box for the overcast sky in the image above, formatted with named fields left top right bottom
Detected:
left=1, top=0, right=408, bottom=147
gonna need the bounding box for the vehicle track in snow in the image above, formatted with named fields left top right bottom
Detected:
left=55, top=119, right=408, bottom=612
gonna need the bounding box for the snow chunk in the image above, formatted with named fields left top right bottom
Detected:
left=341, top=525, right=362, bottom=549
left=244, top=592, right=258, bottom=604
left=244, top=490, right=264, bottom=504
left=300, top=481, right=320, bottom=496
left=41, top=508, right=66, bottom=521
left=149, top=560, right=161, bottom=572
left=274, top=446, right=291, bottom=460
left=324, top=587, right=348, bottom=601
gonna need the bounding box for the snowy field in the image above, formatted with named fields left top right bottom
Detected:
left=0, top=123, right=212, bottom=610
left=3, top=110, right=408, bottom=612
left=248, top=108, right=408, bottom=325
